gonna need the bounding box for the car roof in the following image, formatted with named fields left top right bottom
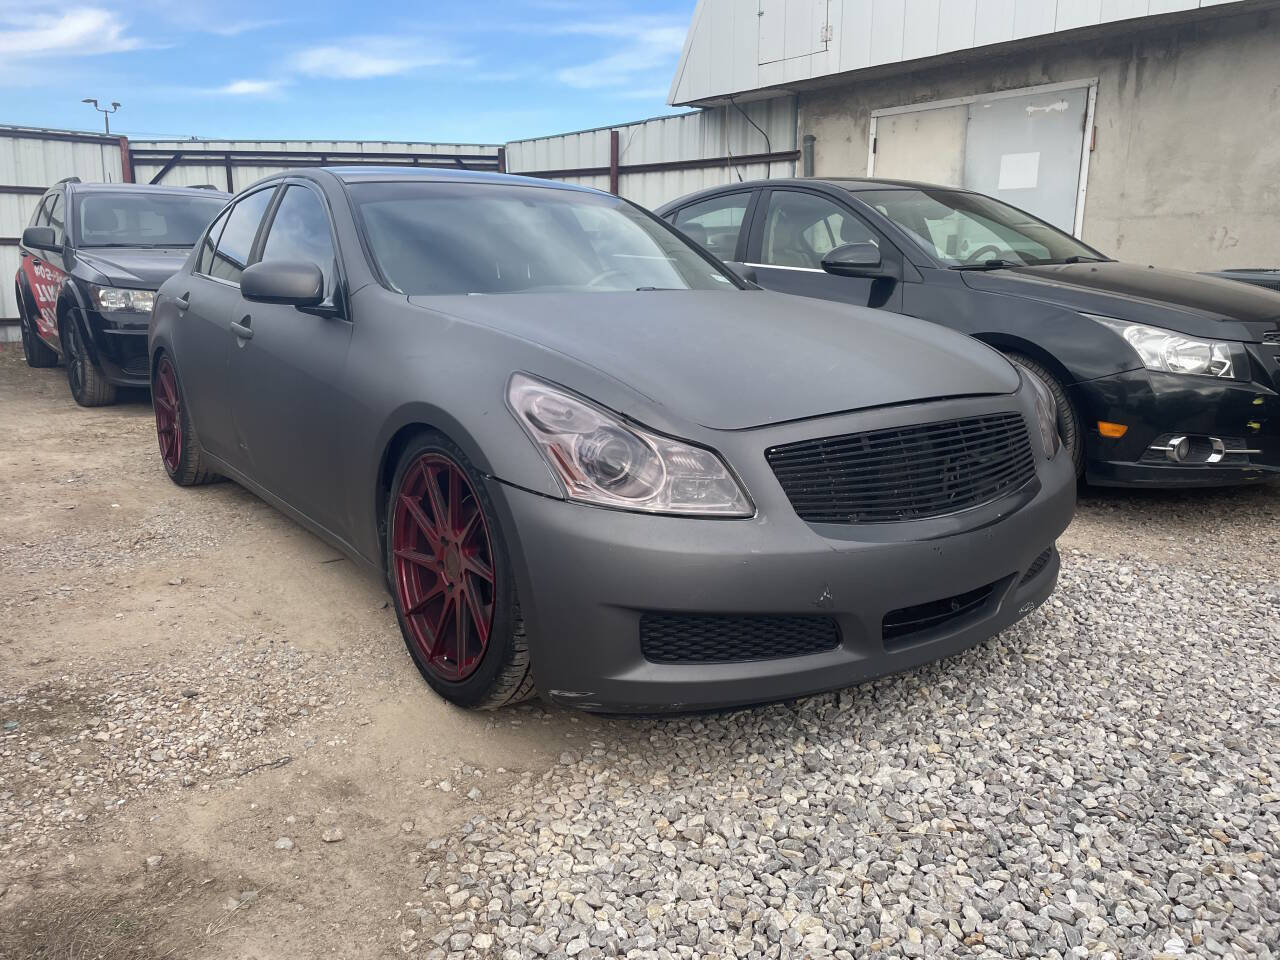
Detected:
left=69, top=182, right=230, bottom=198
left=319, top=165, right=602, bottom=195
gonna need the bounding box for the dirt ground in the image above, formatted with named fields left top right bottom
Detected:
left=1, top=344, right=1277, bottom=959
left=0, top=347, right=621, bottom=959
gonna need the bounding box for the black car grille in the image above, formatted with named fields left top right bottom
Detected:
left=121, top=355, right=149, bottom=377
left=1019, top=548, right=1053, bottom=586
left=766, top=412, right=1036, bottom=523
left=883, top=581, right=997, bottom=647
left=639, top=613, right=840, bottom=664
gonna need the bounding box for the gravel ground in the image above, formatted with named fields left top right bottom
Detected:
left=0, top=349, right=1277, bottom=960
left=405, top=553, right=1279, bottom=960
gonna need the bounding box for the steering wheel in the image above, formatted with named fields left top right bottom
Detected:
left=585, top=268, right=631, bottom=288
left=963, top=244, right=1006, bottom=263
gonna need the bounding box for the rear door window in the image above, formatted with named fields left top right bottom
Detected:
left=46, top=192, right=66, bottom=246
left=672, top=192, right=752, bottom=261
left=209, top=188, right=274, bottom=284
left=196, top=206, right=232, bottom=276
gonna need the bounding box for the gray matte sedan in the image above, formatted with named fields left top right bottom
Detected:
left=148, top=167, right=1075, bottom=712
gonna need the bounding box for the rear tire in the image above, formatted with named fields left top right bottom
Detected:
left=153, top=353, right=219, bottom=486
left=1005, top=351, right=1083, bottom=478
left=386, top=433, right=535, bottom=710
left=17, top=284, right=58, bottom=368
left=62, top=315, right=117, bottom=406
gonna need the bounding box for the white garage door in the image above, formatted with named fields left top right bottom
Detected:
left=870, top=82, right=1095, bottom=236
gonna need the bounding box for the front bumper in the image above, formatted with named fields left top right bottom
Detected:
left=74, top=305, right=151, bottom=387
left=489, top=401, right=1076, bottom=713
left=1076, top=365, right=1278, bottom=488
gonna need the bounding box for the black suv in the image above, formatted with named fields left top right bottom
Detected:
left=15, top=178, right=228, bottom=405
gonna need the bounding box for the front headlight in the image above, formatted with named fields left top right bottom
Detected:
left=89, top=284, right=156, bottom=314
left=507, top=373, right=754, bottom=517
left=1020, top=367, right=1061, bottom=460
left=1087, top=315, right=1239, bottom=378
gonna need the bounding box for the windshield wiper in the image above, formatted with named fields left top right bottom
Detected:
left=1056, top=255, right=1107, bottom=264
left=949, top=259, right=1022, bottom=271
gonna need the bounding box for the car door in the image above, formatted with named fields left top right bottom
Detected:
left=228, top=181, right=353, bottom=535
left=745, top=187, right=905, bottom=311
left=19, top=192, right=66, bottom=346
left=667, top=190, right=756, bottom=276
left=174, top=186, right=276, bottom=465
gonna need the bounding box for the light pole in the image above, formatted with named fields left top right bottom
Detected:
left=81, top=98, right=121, bottom=135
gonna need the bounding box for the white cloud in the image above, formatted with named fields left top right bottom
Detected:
left=214, top=78, right=284, bottom=96
left=0, top=6, right=143, bottom=58
left=552, top=17, right=685, bottom=89
left=289, top=36, right=466, bottom=79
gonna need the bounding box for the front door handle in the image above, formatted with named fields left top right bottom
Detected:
left=230, top=316, right=253, bottom=340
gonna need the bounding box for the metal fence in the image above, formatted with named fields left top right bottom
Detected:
left=504, top=99, right=798, bottom=209
left=129, top=139, right=504, bottom=193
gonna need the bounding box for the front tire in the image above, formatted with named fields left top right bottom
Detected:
left=17, top=285, right=58, bottom=368
left=153, top=354, right=218, bottom=486
left=386, top=433, right=534, bottom=709
left=62, top=315, right=117, bottom=406
left=1005, top=351, right=1083, bottom=478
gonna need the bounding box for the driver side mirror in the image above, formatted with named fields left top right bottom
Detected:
left=22, top=226, right=58, bottom=252
left=821, top=242, right=898, bottom=280
left=241, top=260, right=324, bottom=307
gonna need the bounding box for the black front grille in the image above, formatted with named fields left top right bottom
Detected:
left=767, top=412, right=1037, bottom=524
left=1019, top=548, right=1053, bottom=586
left=640, top=613, right=840, bottom=664
left=122, top=355, right=149, bottom=377
left=883, top=582, right=997, bottom=646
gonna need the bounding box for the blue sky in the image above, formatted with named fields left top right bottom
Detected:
left=0, top=0, right=697, bottom=143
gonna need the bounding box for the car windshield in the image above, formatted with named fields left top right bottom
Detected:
left=855, top=188, right=1104, bottom=267
left=77, top=192, right=227, bottom=248
left=351, top=181, right=740, bottom=295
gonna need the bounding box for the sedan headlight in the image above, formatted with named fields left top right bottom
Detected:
left=89, top=284, right=156, bottom=314
left=1020, top=367, right=1060, bottom=460
left=507, top=373, right=754, bottom=517
left=1088, top=315, right=1239, bottom=378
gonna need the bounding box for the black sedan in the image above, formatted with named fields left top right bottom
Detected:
left=657, top=179, right=1280, bottom=488
left=149, top=167, right=1073, bottom=711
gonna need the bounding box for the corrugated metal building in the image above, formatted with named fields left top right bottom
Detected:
left=669, top=0, right=1280, bottom=270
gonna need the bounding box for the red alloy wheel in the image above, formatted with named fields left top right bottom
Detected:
left=153, top=357, right=183, bottom=474
left=392, top=453, right=496, bottom=683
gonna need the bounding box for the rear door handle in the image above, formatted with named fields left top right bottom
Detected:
left=230, top=316, right=253, bottom=340
left=175, top=292, right=190, bottom=312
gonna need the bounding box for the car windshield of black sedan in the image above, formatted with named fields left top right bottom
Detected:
left=858, top=188, right=1102, bottom=267
left=76, top=193, right=227, bottom=249
left=352, top=181, right=737, bottom=294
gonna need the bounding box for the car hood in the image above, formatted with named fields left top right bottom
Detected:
left=409, top=290, right=1019, bottom=431
left=75, top=247, right=192, bottom=290
left=960, top=261, right=1280, bottom=341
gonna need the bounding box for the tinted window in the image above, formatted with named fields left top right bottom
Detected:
left=259, top=186, right=336, bottom=296
left=30, top=194, right=51, bottom=228
left=210, top=188, right=274, bottom=284
left=76, top=193, right=226, bottom=248
left=46, top=192, right=66, bottom=246
left=673, top=192, right=750, bottom=261
left=857, top=188, right=1098, bottom=266
left=760, top=191, right=876, bottom=270
left=196, top=206, right=231, bottom=276
left=352, top=182, right=737, bottom=296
